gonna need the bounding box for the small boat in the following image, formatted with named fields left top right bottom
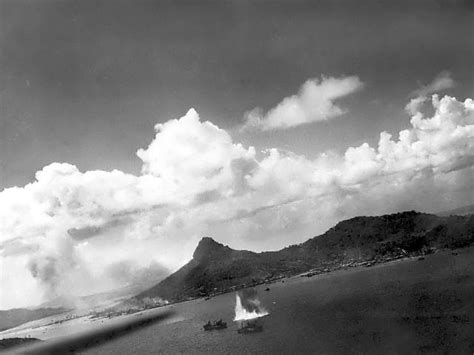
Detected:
left=203, top=319, right=227, bottom=331
left=237, top=320, right=263, bottom=334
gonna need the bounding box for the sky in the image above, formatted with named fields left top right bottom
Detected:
left=0, top=0, right=473, bottom=309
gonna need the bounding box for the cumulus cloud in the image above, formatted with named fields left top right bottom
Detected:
left=243, top=76, right=363, bottom=130
left=1, top=95, right=473, bottom=309
left=137, top=108, right=257, bottom=198
left=412, top=71, right=455, bottom=97
left=406, top=71, right=456, bottom=115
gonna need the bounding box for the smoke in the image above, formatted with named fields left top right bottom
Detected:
left=234, top=289, right=269, bottom=321
left=24, top=230, right=88, bottom=304
left=105, top=261, right=170, bottom=289
left=27, top=256, right=61, bottom=300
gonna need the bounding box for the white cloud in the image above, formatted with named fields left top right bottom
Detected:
left=406, top=71, right=456, bottom=115
left=0, top=95, right=473, bottom=309
left=412, top=71, right=455, bottom=97
left=137, top=108, right=257, bottom=198
left=243, top=76, right=364, bottom=131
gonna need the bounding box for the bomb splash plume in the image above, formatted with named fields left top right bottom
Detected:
left=234, top=289, right=269, bottom=321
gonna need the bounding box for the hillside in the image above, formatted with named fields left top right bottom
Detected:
left=137, top=211, right=474, bottom=302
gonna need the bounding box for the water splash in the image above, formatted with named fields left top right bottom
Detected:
left=234, top=293, right=269, bottom=321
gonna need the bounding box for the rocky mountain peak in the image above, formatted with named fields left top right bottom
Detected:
left=192, top=237, right=230, bottom=261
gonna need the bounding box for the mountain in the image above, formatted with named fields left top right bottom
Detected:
left=137, top=211, right=474, bottom=303
left=138, top=237, right=265, bottom=301
left=0, top=307, right=68, bottom=332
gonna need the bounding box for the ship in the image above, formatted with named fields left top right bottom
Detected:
left=203, top=319, right=227, bottom=331
left=237, top=320, right=263, bottom=334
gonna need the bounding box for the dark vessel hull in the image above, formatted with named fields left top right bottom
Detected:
left=237, top=325, right=263, bottom=333
left=203, top=323, right=227, bottom=331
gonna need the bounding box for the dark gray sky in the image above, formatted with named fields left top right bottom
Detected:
left=1, top=0, right=473, bottom=188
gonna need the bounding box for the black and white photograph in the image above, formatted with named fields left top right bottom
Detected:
left=0, top=0, right=473, bottom=353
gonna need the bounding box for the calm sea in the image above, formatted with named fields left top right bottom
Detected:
left=81, top=248, right=474, bottom=354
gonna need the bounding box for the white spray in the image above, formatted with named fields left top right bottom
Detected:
left=234, top=293, right=269, bottom=321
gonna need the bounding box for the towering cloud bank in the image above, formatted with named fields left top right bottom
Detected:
left=0, top=94, right=473, bottom=309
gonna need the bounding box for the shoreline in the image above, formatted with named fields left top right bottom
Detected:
left=1, top=245, right=471, bottom=343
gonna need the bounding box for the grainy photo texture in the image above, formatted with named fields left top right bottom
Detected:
left=0, top=0, right=473, bottom=353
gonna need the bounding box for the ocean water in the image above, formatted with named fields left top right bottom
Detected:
left=76, top=248, right=474, bottom=354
